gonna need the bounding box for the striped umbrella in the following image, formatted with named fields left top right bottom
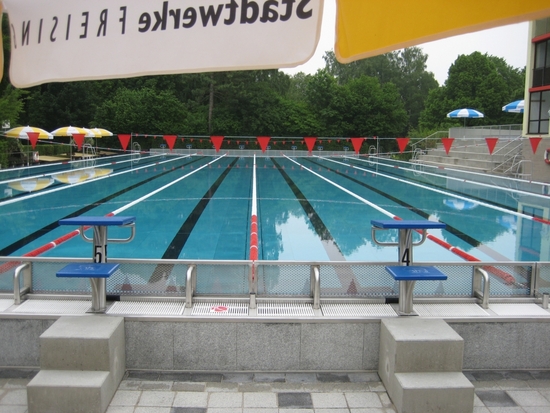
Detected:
left=447, top=108, right=484, bottom=126
left=502, top=100, right=524, bottom=113
left=50, top=126, right=88, bottom=136
left=90, top=128, right=113, bottom=137
left=5, top=125, right=53, bottom=139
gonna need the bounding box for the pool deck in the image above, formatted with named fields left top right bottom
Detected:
left=2, top=368, right=550, bottom=413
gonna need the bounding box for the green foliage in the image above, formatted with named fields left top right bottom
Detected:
left=419, top=52, right=525, bottom=129
left=94, top=87, right=188, bottom=134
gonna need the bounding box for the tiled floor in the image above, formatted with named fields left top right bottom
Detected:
left=1, top=369, right=550, bottom=412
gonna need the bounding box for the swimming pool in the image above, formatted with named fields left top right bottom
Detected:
left=0, top=151, right=549, bottom=264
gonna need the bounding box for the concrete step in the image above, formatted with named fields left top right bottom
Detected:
left=27, top=370, right=112, bottom=413
left=392, top=372, right=475, bottom=413
left=39, top=316, right=125, bottom=384
left=379, top=318, right=464, bottom=381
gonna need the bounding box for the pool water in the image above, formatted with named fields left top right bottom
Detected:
left=0, top=153, right=548, bottom=263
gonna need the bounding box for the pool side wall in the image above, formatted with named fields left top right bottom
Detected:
left=1, top=318, right=549, bottom=371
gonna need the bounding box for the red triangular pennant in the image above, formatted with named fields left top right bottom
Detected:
left=441, top=137, right=454, bottom=155
left=118, top=134, right=131, bottom=151
left=304, top=137, right=317, bottom=153
left=26, top=131, right=39, bottom=149
left=257, top=136, right=271, bottom=152
left=396, top=137, right=410, bottom=153
left=485, top=137, right=499, bottom=155
left=529, top=137, right=542, bottom=154
left=210, top=136, right=224, bottom=152
left=163, top=135, right=176, bottom=151
left=72, top=133, right=85, bottom=150
left=350, top=137, right=365, bottom=154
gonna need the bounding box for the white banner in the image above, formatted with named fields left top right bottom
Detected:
left=3, top=0, right=323, bottom=87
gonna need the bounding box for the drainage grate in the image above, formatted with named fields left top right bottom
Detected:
left=107, top=301, right=184, bottom=316
left=321, top=303, right=397, bottom=317
left=12, top=299, right=91, bottom=314
left=191, top=302, right=248, bottom=316
left=414, top=303, right=489, bottom=317
left=0, top=299, right=14, bottom=312
left=257, top=301, right=315, bottom=317
left=489, top=303, right=550, bottom=316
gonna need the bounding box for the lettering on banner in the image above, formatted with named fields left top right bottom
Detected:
left=11, top=0, right=313, bottom=49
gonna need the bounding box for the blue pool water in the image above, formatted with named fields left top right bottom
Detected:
left=0, top=153, right=548, bottom=263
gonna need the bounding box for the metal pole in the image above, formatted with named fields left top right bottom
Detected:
left=91, top=225, right=108, bottom=312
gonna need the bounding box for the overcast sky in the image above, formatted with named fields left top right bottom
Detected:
left=282, top=1, right=530, bottom=85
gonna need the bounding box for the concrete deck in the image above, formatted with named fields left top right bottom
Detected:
left=1, top=369, right=550, bottom=413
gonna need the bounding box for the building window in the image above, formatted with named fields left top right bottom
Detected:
left=533, top=39, right=550, bottom=87
left=528, top=90, right=549, bottom=134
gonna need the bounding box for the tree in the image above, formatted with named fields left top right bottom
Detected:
left=324, top=48, right=438, bottom=132
left=419, top=52, right=525, bottom=130
left=94, top=87, right=188, bottom=135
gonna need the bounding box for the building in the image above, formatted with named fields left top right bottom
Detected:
left=523, top=18, right=550, bottom=183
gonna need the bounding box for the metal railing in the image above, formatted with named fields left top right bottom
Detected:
left=2, top=257, right=549, bottom=310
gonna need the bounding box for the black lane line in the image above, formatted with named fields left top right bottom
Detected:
left=304, top=158, right=481, bottom=247
left=271, top=158, right=344, bottom=256
left=0, top=157, right=206, bottom=256
left=345, top=158, right=516, bottom=213
left=149, top=157, right=240, bottom=283
left=161, top=157, right=239, bottom=259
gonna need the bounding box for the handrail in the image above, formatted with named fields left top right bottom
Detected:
left=310, top=265, right=320, bottom=310
left=185, top=264, right=196, bottom=308
left=13, top=262, right=32, bottom=305
left=473, top=267, right=490, bottom=309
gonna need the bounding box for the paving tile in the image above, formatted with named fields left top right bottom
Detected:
left=476, top=390, right=517, bottom=407
left=314, top=409, right=352, bottom=413
left=531, top=371, right=550, bottom=380
left=138, top=390, right=176, bottom=407
left=106, top=407, right=135, bottom=413
left=140, top=381, right=173, bottom=390
left=172, top=382, right=205, bottom=392
left=127, top=371, right=161, bottom=381
left=191, top=373, right=222, bottom=382
left=472, top=408, right=491, bottom=413
left=254, top=373, right=285, bottom=383
left=472, top=372, right=507, bottom=381
left=498, top=380, right=530, bottom=390
left=0, top=389, right=26, bottom=405
left=506, top=390, right=550, bottom=406
left=316, top=373, right=350, bottom=383
left=482, top=408, right=525, bottom=413
left=207, top=408, right=242, bottom=413
left=170, top=407, right=207, bottom=413
left=523, top=407, right=550, bottom=413
left=345, top=392, right=383, bottom=409
left=238, top=382, right=273, bottom=392
left=348, top=373, right=379, bottom=383
left=172, top=391, right=208, bottom=408
left=278, top=409, right=314, bottom=413
left=527, top=380, right=550, bottom=389
left=3, top=379, right=30, bottom=389
left=118, top=380, right=142, bottom=390
left=243, top=392, right=278, bottom=408
left=243, top=409, right=278, bottom=413
left=205, top=382, right=239, bottom=392
left=278, top=392, right=313, bottom=408
left=0, top=406, right=28, bottom=413
left=311, top=392, right=348, bottom=409
left=223, top=373, right=254, bottom=383
left=159, top=373, right=192, bottom=382
left=134, top=407, right=171, bottom=413
left=0, top=369, right=37, bottom=379
left=348, top=409, right=386, bottom=413
left=110, top=390, right=141, bottom=406
left=504, top=371, right=536, bottom=381
left=286, top=373, right=317, bottom=383
left=208, top=391, right=242, bottom=408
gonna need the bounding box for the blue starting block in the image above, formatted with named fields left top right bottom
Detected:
left=371, top=219, right=448, bottom=315
left=56, top=263, right=120, bottom=279
left=385, top=265, right=447, bottom=281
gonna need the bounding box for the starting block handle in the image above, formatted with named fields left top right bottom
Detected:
left=80, top=223, right=136, bottom=244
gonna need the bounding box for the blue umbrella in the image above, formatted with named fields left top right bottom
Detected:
left=447, top=108, right=484, bottom=126
left=502, top=100, right=524, bottom=113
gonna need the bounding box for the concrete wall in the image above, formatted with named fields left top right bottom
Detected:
left=2, top=318, right=550, bottom=372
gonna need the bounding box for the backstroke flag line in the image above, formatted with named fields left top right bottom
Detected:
left=3, top=0, right=323, bottom=87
